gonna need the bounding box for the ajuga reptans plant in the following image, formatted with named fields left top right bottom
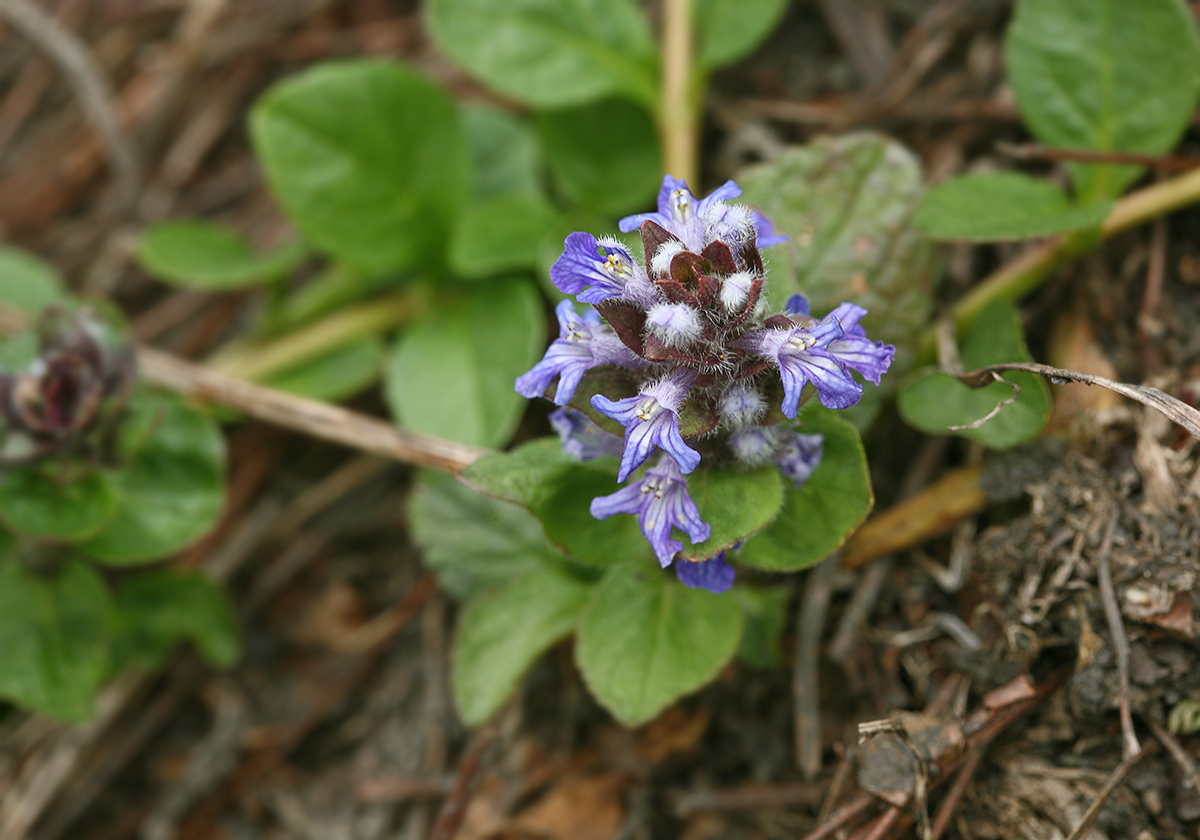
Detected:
left=518, top=176, right=894, bottom=593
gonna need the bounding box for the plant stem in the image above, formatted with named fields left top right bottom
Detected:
left=920, top=163, right=1200, bottom=361
left=660, top=0, right=697, bottom=187
left=209, top=292, right=419, bottom=381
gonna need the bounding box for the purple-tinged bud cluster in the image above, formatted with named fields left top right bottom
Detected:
left=518, top=176, right=895, bottom=592
left=0, top=305, right=136, bottom=466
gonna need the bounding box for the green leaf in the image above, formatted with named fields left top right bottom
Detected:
left=264, top=336, right=384, bottom=402
left=386, top=280, right=542, bottom=448
left=461, top=105, right=542, bottom=201
left=694, top=0, right=789, bottom=69
left=136, top=221, right=306, bottom=290
left=82, top=392, right=226, bottom=564
left=453, top=565, right=594, bottom=725
left=449, top=193, right=560, bottom=279
left=678, top=467, right=784, bottom=561
left=0, top=246, right=66, bottom=314
left=739, top=407, right=873, bottom=571
left=576, top=562, right=742, bottom=725
left=538, top=98, right=660, bottom=216
left=897, top=299, right=1052, bottom=449
left=738, top=134, right=936, bottom=383
left=408, top=469, right=567, bottom=600
left=0, top=468, right=118, bottom=542
left=251, top=60, right=469, bottom=274
left=735, top=586, right=789, bottom=668
left=914, top=172, right=1112, bottom=241
left=0, top=559, right=114, bottom=722
left=425, top=0, right=659, bottom=108
left=460, top=439, right=648, bottom=566
left=112, top=569, right=240, bottom=670
left=1006, top=0, right=1200, bottom=202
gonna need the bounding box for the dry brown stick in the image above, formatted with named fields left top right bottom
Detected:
left=799, top=792, right=875, bottom=840
left=1063, top=741, right=1156, bottom=840
left=139, top=347, right=485, bottom=473
left=997, top=141, right=1200, bottom=172
left=796, top=554, right=839, bottom=778
left=428, top=725, right=500, bottom=840
left=928, top=745, right=982, bottom=840
left=0, top=0, right=140, bottom=209
left=1145, top=717, right=1200, bottom=792
left=1093, top=511, right=1140, bottom=758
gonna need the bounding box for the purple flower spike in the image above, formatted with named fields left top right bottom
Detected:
left=777, top=431, right=824, bottom=488
left=675, top=552, right=736, bottom=594
left=620, top=176, right=742, bottom=251
left=590, top=455, right=711, bottom=567
left=551, top=233, right=654, bottom=305
left=591, top=369, right=700, bottom=481
left=735, top=320, right=862, bottom=417
left=515, top=300, right=642, bottom=405
left=549, top=407, right=625, bottom=462
left=826, top=303, right=896, bottom=386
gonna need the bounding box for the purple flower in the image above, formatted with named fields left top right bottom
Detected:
left=549, top=407, right=625, bottom=462
left=675, top=552, right=736, bottom=594
left=735, top=319, right=861, bottom=417
left=752, top=211, right=788, bottom=248
left=551, top=233, right=656, bottom=306
left=777, top=431, right=824, bottom=488
left=590, top=455, right=711, bottom=566
left=591, top=368, right=700, bottom=481
left=515, top=300, right=642, bottom=405
left=619, top=176, right=742, bottom=251
left=825, top=303, right=895, bottom=386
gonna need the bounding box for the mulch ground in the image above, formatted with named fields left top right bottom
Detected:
left=2, top=1, right=1199, bottom=838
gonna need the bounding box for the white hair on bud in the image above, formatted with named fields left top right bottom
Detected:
left=649, top=239, right=687, bottom=278
left=704, top=202, right=754, bottom=249
left=645, top=302, right=703, bottom=347
left=728, top=424, right=781, bottom=465
left=720, top=270, right=756, bottom=313
left=719, top=380, right=767, bottom=427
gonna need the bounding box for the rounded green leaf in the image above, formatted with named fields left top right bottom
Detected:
left=738, top=408, right=873, bottom=572
left=0, top=468, right=118, bottom=542
left=136, top=220, right=306, bottom=290
left=0, top=246, right=66, bottom=314
left=694, top=0, right=789, bottom=69
left=425, top=0, right=658, bottom=108
left=538, top=98, right=661, bottom=216
left=459, top=439, right=648, bottom=566
left=738, top=135, right=936, bottom=381
left=251, top=60, right=469, bottom=274
left=386, top=280, right=542, bottom=448
left=0, top=559, right=114, bottom=722
left=449, top=193, right=560, bottom=279
left=453, top=566, right=594, bottom=725
left=409, top=469, right=566, bottom=600
left=82, top=393, right=226, bottom=564
left=678, top=466, right=784, bottom=562
left=576, top=562, right=743, bottom=726
left=113, top=569, right=240, bottom=670
left=897, top=299, right=1052, bottom=450
left=461, top=105, right=542, bottom=201
left=915, top=172, right=1112, bottom=241
left=1007, top=0, right=1200, bottom=202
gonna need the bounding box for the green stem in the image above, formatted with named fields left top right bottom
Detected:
left=660, top=0, right=697, bottom=186
left=209, top=292, right=420, bottom=382
left=919, top=164, right=1200, bottom=362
